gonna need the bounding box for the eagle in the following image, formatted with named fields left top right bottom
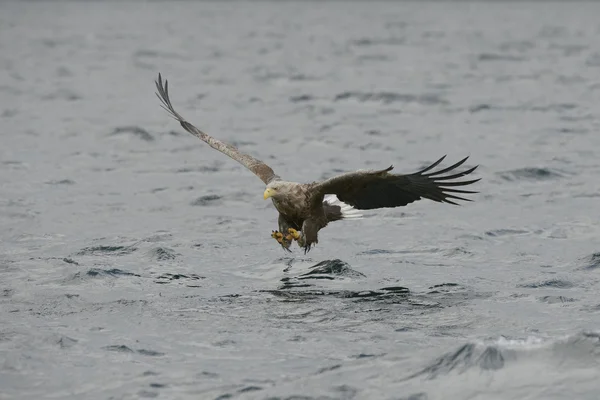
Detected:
left=155, top=73, right=479, bottom=253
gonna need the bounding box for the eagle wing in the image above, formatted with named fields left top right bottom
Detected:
left=155, top=73, right=279, bottom=185
left=311, top=156, right=479, bottom=210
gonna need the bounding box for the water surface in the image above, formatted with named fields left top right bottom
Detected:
left=2, top=1, right=600, bottom=399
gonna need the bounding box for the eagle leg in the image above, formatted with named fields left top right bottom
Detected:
left=287, top=228, right=311, bottom=253
left=298, top=219, right=320, bottom=254
left=271, top=230, right=292, bottom=252
left=290, top=231, right=312, bottom=254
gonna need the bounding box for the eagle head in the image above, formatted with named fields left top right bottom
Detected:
left=263, top=181, right=291, bottom=200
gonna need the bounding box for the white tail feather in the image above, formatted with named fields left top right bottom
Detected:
left=323, top=194, right=363, bottom=220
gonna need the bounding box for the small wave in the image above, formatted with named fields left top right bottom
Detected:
left=141, top=233, right=172, bottom=243
left=408, top=331, right=600, bottom=381
left=422, top=283, right=491, bottom=308
left=518, top=279, right=575, bottom=289
left=469, top=104, right=492, bottom=113
left=148, top=247, right=178, bottom=261
left=528, top=103, right=577, bottom=112
left=41, top=89, right=82, bottom=101
left=333, top=91, right=447, bottom=105
left=538, top=295, right=577, bottom=304
left=289, top=73, right=320, bottom=82
left=190, top=194, right=222, bottom=206
left=351, top=37, right=405, bottom=46
left=555, top=127, right=589, bottom=134
left=103, top=345, right=164, bottom=356
left=238, top=385, right=262, bottom=393
left=469, top=103, right=576, bottom=113
left=478, top=53, right=525, bottom=62
left=577, top=252, right=600, bottom=270
left=57, top=336, right=78, bottom=349
left=153, top=273, right=204, bottom=286
left=85, top=268, right=141, bottom=278
left=265, top=283, right=410, bottom=303
left=497, top=168, right=564, bottom=181
left=175, top=165, right=221, bottom=173
left=409, top=343, right=505, bottom=380
left=289, top=94, right=314, bottom=103
left=76, top=245, right=137, bottom=256
left=44, top=179, right=75, bottom=185
left=443, top=247, right=473, bottom=257
left=136, top=349, right=165, bottom=357
left=103, top=345, right=134, bottom=353
left=316, top=364, right=342, bottom=374
left=1, top=160, right=23, bottom=166
left=109, top=126, right=154, bottom=142
left=485, top=229, right=529, bottom=237
left=358, top=249, right=401, bottom=255
left=365, top=129, right=382, bottom=136
left=299, top=259, right=366, bottom=279
left=350, top=353, right=382, bottom=359
left=428, top=283, right=459, bottom=292
left=381, top=286, right=410, bottom=294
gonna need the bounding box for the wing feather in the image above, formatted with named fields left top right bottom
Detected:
left=311, top=156, right=480, bottom=210
left=155, top=73, right=279, bottom=185
left=423, top=156, right=468, bottom=176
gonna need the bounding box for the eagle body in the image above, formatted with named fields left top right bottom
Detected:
left=155, top=74, right=480, bottom=253
left=266, top=181, right=360, bottom=251
left=267, top=181, right=311, bottom=222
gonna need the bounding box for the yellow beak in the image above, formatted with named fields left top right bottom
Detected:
left=263, top=188, right=275, bottom=200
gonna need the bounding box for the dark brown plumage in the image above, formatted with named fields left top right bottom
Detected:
left=311, top=156, right=479, bottom=209
left=155, top=73, right=480, bottom=253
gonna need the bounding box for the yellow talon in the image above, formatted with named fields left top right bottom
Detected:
left=287, top=228, right=301, bottom=241
left=271, top=230, right=284, bottom=244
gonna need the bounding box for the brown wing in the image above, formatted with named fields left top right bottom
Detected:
left=311, top=156, right=479, bottom=210
left=155, top=73, right=279, bottom=185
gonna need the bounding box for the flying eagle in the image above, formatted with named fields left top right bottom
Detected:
left=155, top=73, right=479, bottom=253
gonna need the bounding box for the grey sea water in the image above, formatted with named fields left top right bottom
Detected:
left=2, top=1, right=600, bottom=399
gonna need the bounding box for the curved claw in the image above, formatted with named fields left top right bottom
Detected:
left=271, top=230, right=284, bottom=242
left=272, top=230, right=292, bottom=252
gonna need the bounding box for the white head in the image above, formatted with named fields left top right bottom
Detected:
left=263, top=181, right=292, bottom=200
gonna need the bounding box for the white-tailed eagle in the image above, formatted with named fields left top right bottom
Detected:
left=155, top=74, right=479, bottom=253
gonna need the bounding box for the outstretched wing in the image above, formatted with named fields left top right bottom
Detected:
left=310, top=156, right=479, bottom=210
left=155, top=73, right=279, bottom=185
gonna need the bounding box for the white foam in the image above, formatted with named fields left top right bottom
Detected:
left=324, top=194, right=363, bottom=220
left=493, top=336, right=547, bottom=348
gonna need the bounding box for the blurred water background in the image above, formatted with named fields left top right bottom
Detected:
left=2, top=1, right=600, bottom=399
